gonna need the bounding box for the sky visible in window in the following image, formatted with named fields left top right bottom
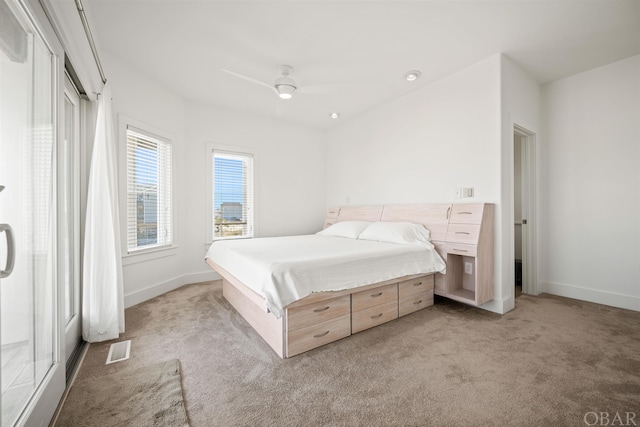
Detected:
left=214, top=157, right=244, bottom=209
left=135, top=146, right=158, bottom=186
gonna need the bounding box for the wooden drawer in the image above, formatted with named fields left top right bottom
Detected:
left=287, top=314, right=351, bottom=357
left=445, top=243, right=477, bottom=257
left=398, top=275, right=434, bottom=299
left=352, top=283, right=398, bottom=312
left=399, top=291, right=434, bottom=317
left=352, top=300, right=398, bottom=334
left=450, top=204, right=484, bottom=224
left=326, top=207, right=340, bottom=219
left=446, top=224, right=480, bottom=244
left=287, top=295, right=351, bottom=332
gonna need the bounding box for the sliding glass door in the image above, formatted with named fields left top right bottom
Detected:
left=62, top=76, right=81, bottom=368
left=0, top=0, right=65, bottom=425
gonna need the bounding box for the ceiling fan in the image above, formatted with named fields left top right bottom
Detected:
left=222, top=65, right=339, bottom=100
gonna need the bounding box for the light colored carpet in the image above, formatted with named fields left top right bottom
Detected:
left=68, top=281, right=640, bottom=426
left=55, top=359, right=189, bottom=426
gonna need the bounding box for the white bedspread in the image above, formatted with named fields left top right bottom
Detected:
left=205, top=235, right=446, bottom=318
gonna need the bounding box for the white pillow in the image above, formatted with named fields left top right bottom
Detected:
left=358, top=222, right=434, bottom=249
left=316, top=221, right=372, bottom=239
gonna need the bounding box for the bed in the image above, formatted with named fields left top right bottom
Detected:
left=205, top=203, right=494, bottom=358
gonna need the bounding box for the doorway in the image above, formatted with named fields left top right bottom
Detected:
left=513, top=124, right=537, bottom=297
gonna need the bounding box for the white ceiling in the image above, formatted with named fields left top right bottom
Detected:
left=85, top=0, right=640, bottom=129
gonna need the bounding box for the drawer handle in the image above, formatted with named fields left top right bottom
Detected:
left=453, top=248, right=468, bottom=252
left=413, top=282, right=423, bottom=287
left=371, top=292, right=383, bottom=298
left=455, top=231, right=470, bottom=235
left=313, top=306, right=330, bottom=313
left=313, top=331, right=330, bottom=338
left=446, top=206, right=451, bottom=219
left=413, top=300, right=423, bottom=305
left=370, top=313, right=383, bottom=319
left=458, top=211, right=473, bottom=215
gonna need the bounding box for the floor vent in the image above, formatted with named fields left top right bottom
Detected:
left=106, top=340, right=131, bottom=364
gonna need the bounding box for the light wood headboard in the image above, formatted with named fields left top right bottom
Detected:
left=327, top=203, right=451, bottom=242
left=380, top=204, right=451, bottom=242
left=333, top=205, right=384, bottom=222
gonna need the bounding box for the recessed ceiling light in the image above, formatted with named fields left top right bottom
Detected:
left=330, top=112, right=340, bottom=119
left=405, top=70, right=421, bottom=81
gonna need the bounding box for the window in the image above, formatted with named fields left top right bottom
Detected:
left=212, top=149, right=254, bottom=240
left=126, top=127, right=172, bottom=252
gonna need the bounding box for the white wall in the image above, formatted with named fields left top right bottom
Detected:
left=500, top=54, right=541, bottom=310
left=326, top=55, right=502, bottom=207
left=326, top=54, right=510, bottom=312
left=101, top=52, right=326, bottom=306
left=540, top=55, right=640, bottom=311
left=101, top=52, right=190, bottom=307
left=182, top=101, right=326, bottom=277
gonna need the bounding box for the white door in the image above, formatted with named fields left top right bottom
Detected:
left=514, top=133, right=523, bottom=292
left=0, top=0, right=65, bottom=425
left=513, top=124, right=538, bottom=297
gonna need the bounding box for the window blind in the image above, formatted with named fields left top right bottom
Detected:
left=212, top=150, right=253, bottom=240
left=126, top=127, right=172, bottom=252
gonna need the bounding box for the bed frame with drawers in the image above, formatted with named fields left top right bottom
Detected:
left=206, top=203, right=494, bottom=358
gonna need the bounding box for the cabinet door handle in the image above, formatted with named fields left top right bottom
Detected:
left=412, top=282, right=423, bottom=287
left=313, top=306, right=330, bottom=313
left=370, top=313, right=383, bottom=319
left=313, top=331, right=330, bottom=338
left=459, top=211, right=473, bottom=215
left=370, top=292, right=383, bottom=298
left=413, top=300, right=423, bottom=305
left=446, top=206, right=451, bottom=219
left=455, top=231, right=470, bottom=235
left=453, top=248, right=468, bottom=253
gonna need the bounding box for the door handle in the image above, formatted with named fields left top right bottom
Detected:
left=1, top=223, right=15, bottom=278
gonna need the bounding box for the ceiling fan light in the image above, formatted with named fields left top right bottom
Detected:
left=276, top=84, right=295, bottom=99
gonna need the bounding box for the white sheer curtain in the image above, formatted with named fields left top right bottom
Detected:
left=82, top=83, right=124, bottom=342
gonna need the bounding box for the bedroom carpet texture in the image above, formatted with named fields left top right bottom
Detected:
left=67, top=281, right=640, bottom=427
left=55, top=359, right=188, bottom=426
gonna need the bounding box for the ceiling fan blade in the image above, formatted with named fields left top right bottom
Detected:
left=222, top=69, right=275, bottom=92
left=297, top=83, right=346, bottom=95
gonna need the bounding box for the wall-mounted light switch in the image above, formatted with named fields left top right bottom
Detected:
left=456, top=187, right=475, bottom=199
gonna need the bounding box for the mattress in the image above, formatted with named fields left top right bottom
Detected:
left=205, top=234, right=446, bottom=318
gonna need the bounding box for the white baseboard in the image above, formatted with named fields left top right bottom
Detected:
left=541, top=281, right=640, bottom=312
left=479, top=295, right=514, bottom=315
left=124, top=270, right=220, bottom=308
